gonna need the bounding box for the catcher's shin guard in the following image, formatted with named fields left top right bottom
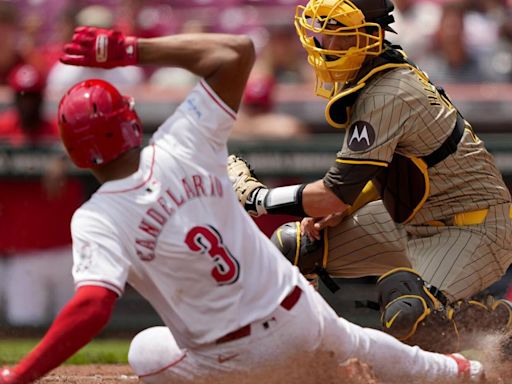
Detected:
left=452, top=296, right=512, bottom=352
left=377, top=267, right=459, bottom=353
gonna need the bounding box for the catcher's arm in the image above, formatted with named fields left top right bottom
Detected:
left=227, top=155, right=348, bottom=218
left=228, top=155, right=379, bottom=218
left=301, top=181, right=380, bottom=240
left=1, top=287, right=116, bottom=384
left=345, top=180, right=380, bottom=215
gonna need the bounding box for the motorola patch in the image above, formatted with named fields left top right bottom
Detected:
left=347, top=121, right=375, bottom=151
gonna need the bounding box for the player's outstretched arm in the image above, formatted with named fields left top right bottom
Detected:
left=228, top=154, right=349, bottom=218
left=61, top=27, right=255, bottom=112
left=0, top=286, right=117, bottom=384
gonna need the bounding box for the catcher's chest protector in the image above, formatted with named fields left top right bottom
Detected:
left=372, top=154, right=429, bottom=224
left=371, top=112, right=465, bottom=224
left=326, top=45, right=466, bottom=224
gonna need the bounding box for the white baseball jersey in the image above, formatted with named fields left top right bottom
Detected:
left=70, top=80, right=300, bottom=347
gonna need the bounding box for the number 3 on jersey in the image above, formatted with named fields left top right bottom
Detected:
left=185, top=225, right=240, bottom=285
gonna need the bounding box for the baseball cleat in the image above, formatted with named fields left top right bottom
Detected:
left=448, top=353, right=485, bottom=383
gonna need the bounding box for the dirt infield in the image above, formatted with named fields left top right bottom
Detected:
left=38, top=359, right=375, bottom=384
left=36, top=349, right=512, bottom=384
left=41, top=365, right=137, bottom=383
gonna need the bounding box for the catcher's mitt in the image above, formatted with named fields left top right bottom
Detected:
left=227, top=155, right=266, bottom=216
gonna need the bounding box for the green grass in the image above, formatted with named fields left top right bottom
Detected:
left=0, top=339, right=130, bottom=365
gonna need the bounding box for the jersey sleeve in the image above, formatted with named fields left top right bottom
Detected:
left=339, top=93, right=413, bottom=165
left=323, top=92, right=414, bottom=204
left=70, top=208, right=130, bottom=297
left=150, top=79, right=237, bottom=155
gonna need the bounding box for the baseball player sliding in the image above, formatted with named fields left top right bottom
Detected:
left=0, top=25, right=484, bottom=384
left=228, top=0, right=512, bottom=356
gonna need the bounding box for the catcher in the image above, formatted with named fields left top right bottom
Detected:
left=228, top=0, right=512, bottom=354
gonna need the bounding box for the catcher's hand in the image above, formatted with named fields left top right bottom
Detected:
left=61, top=26, right=138, bottom=68
left=227, top=155, right=267, bottom=216
left=301, top=212, right=345, bottom=241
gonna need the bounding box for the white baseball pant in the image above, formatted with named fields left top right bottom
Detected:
left=128, top=277, right=462, bottom=383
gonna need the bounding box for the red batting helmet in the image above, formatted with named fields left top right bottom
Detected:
left=58, top=79, right=142, bottom=168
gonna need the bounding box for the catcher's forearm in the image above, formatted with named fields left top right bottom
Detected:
left=250, top=181, right=349, bottom=218
left=228, top=155, right=348, bottom=218
left=249, top=184, right=308, bottom=217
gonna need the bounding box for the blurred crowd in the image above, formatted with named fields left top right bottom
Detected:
left=0, top=0, right=511, bottom=328
left=1, top=0, right=511, bottom=119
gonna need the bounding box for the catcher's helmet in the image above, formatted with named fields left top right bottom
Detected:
left=295, top=0, right=395, bottom=97
left=58, top=79, right=142, bottom=168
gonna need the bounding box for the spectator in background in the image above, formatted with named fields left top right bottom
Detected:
left=46, top=4, right=144, bottom=98
left=497, top=15, right=512, bottom=81
left=418, top=1, right=502, bottom=84
left=391, top=0, right=442, bottom=62
left=115, top=0, right=172, bottom=38
left=463, top=0, right=503, bottom=56
left=258, top=25, right=312, bottom=84
left=36, top=5, right=80, bottom=73
left=462, top=0, right=512, bottom=81
left=480, top=0, right=512, bottom=81
left=232, top=72, right=309, bottom=139
left=0, top=64, right=84, bottom=326
left=0, top=1, right=25, bottom=84
left=0, top=64, right=55, bottom=146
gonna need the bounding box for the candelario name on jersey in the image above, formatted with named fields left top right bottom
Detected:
left=135, top=173, right=223, bottom=261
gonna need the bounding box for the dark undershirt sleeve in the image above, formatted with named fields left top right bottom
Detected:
left=323, top=161, right=386, bottom=205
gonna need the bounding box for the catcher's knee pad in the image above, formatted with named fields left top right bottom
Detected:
left=270, top=221, right=324, bottom=275
left=377, top=268, right=458, bottom=352
left=128, top=326, right=183, bottom=379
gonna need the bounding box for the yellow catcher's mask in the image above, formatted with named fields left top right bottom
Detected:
left=295, top=0, right=387, bottom=98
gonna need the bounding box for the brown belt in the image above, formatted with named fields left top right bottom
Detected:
left=215, top=286, right=302, bottom=344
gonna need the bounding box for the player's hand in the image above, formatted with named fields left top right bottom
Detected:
left=61, top=27, right=138, bottom=69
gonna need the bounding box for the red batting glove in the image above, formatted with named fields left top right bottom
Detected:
left=61, top=26, right=138, bottom=69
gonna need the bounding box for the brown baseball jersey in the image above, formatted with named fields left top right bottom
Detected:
left=321, top=65, right=512, bottom=301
